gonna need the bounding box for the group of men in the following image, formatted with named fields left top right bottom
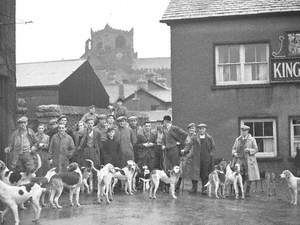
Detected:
left=4, top=98, right=260, bottom=195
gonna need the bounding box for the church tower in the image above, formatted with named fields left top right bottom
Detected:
left=82, top=24, right=137, bottom=83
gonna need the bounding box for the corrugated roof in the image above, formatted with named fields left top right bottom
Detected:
left=104, top=84, right=137, bottom=103
left=133, top=57, right=170, bottom=70
left=161, top=0, right=300, bottom=22
left=17, top=59, right=86, bottom=87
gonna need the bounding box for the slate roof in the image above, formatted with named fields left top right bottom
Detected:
left=133, top=57, right=170, bottom=70
left=17, top=59, right=86, bottom=87
left=161, top=0, right=300, bottom=22
left=148, top=89, right=172, bottom=103
left=104, top=84, right=137, bottom=103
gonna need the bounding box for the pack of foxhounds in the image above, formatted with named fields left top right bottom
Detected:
left=0, top=157, right=299, bottom=225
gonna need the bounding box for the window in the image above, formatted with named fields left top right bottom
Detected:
left=151, top=105, right=159, bottom=111
left=290, top=118, right=300, bottom=158
left=241, top=119, right=277, bottom=158
left=215, top=43, right=269, bottom=85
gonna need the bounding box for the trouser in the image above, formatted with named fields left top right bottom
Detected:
left=200, top=155, right=213, bottom=189
left=11, top=152, right=35, bottom=174
left=164, top=146, right=180, bottom=171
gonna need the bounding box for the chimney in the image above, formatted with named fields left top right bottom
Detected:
left=118, top=82, right=125, bottom=99
left=137, top=78, right=148, bottom=91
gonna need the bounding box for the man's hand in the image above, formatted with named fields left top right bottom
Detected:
left=233, top=152, right=238, bottom=157
left=49, top=159, right=53, bottom=165
left=162, top=145, right=166, bottom=150
left=4, top=147, right=11, bottom=153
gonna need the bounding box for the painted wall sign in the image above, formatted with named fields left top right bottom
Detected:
left=271, top=57, right=300, bottom=82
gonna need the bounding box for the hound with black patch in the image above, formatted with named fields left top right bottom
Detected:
left=224, top=162, right=245, bottom=199
left=139, top=165, right=151, bottom=192
left=204, top=160, right=227, bottom=198
left=280, top=170, right=300, bottom=205
left=47, top=162, right=82, bottom=209
left=149, top=165, right=181, bottom=199
left=0, top=180, right=45, bottom=225
left=80, top=166, right=93, bottom=194
left=112, top=160, right=137, bottom=195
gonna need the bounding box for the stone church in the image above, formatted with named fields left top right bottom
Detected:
left=81, top=24, right=170, bottom=86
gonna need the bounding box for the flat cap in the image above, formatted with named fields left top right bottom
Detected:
left=97, top=114, right=107, bottom=120
left=48, top=118, right=58, bottom=125
left=187, top=123, right=196, bottom=129
left=197, top=123, right=207, bottom=128
left=17, top=116, right=28, bottom=123
left=163, top=115, right=172, bottom=122
left=58, top=114, right=67, bottom=122
left=241, top=124, right=250, bottom=130
left=128, top=115, right=138, bottom=121
left=116, top=116, right=127, bottom=121
left=88, top=105, right=95, bottom=109
left=116, top=98, right=124, bottom=103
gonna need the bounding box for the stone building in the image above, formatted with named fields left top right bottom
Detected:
left=161, top=0, right=300, bottom=173
left=0, top=0, right=16, bottom=158
left=81, top=24, right=171, bottom=86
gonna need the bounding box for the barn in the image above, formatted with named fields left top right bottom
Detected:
left=16, top=59, right=109, bottom=117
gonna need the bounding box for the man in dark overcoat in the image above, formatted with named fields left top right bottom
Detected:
left=162, top=115, right=188, bottom=191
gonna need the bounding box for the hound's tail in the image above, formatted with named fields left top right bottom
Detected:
left=85, top=159, right=100, bottom=173
left=204, top=181, right=210, bottom=187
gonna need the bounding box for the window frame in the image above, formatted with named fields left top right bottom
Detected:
left=240, top=118, right=277, bottom=158
left=289, top=116, right=300, bottom=158
left=214, top=42, right=270, bottom=86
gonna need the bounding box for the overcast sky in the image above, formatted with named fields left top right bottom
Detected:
left=16, top=0, right=170, bottom=63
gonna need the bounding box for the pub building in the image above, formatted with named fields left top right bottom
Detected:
left=161, top=0, right=300, bottom=173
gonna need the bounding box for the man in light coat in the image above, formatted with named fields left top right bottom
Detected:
left=49, top=123, right=75, bottom=172
left=232, top=124, right=260, bottom=196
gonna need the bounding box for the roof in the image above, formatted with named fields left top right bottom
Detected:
left=124, top=88, right=172, bottom=103
left=133, top=57, right=170, bottom=70
left=17, top=59, right=86, bottom=87
left=104, top=84, right=137, bottom=103
left=161, top=0, right=300, bottom=22
left=143, top=110, right=172, bottom=122
left=148, top=89, right=172, bottom=103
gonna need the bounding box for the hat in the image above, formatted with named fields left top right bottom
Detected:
left=17, top=116, right=28, bottom=123
left=98, top=114, right=107, bottom=120
left=197, top=123, right=207, bottom=128
left=163, top=115, right=172, bottom=122
left=108, top=105, right=114, bottom=109
left=187, top=123, right=196, bottom=129
left=116, top=116, right=127, bottom=122
left=88, top=105, right=95, bottom=109
left=241, top=124, right=250, bottom=130
left=85, top=118, right=95, bottom=123
left=58, top=115, right=67, bottom=122
left=116, top=98, right=124, bottom=103
left=49, top=118, right=58, bottom=125
left=128, top=116, right=138, bottom=121
left=107, top=114, right=115, bottom=119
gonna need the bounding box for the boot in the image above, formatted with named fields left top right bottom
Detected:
left=245, top=183, right=251, bottom=197
left=175, top=177, right=182, bottom=193
left=188, top=180, right=198, bottom=194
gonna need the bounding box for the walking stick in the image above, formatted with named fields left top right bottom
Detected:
left=180, top=156, right=185, bottom=195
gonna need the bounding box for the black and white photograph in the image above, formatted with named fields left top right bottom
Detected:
left=1, top=0, right=300, bottom=224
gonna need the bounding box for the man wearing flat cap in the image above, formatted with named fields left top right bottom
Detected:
left=232, top=124, right=260, bottom=196
left=4, top=116, right=38, bottom=174
left=128, top=116, right=139, bottom=151
left=161, top=115, right=188, bottom=191
left=182, top=123, right=216, bottom=194
left=115, top=98, right=128, bottom=119
left=81, top=105, right=99, bottom=124
left=115, top=116, right=135, bottom=166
